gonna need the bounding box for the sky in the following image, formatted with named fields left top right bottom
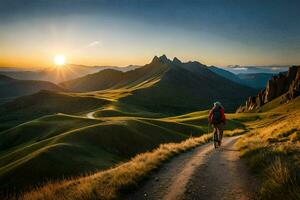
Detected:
left=0, top=0, right=300, bottom=68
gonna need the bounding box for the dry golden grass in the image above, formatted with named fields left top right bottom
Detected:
left=236, top=109, right=300, bottom=200
left=18, top=134, right=212, bottom=200
left=262, top=157, right=300, bottom=200
left=223, top=128, right=247, bottom=137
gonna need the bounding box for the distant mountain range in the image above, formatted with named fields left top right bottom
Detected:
left=209, top=66, right=275, bottom=89
left=0, top=74, right=63, bottom=104
left=0, top=65, right=139, bottom=83
left=0, top=63, right=289, bottom=89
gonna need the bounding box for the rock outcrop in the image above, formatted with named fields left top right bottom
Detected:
left=236, top=66, right=300, bottom=112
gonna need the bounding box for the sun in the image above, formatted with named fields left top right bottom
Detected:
left=53, top=55, right=66, bottom=66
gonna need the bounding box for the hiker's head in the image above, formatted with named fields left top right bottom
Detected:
left=214, top=101, right=222, bottom=108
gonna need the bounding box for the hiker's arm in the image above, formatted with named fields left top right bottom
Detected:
left=208, top=110, right=213, bottom=124
left=221, top=109, right=226, bottom=124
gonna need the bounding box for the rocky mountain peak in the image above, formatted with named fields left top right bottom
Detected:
left=151, top=55, right=172, bottom=64
left=159, top=54, right=171, bottom=63
left=151, top=56, right=160, bottom=63
left=172, top=57, right=182, bottom=65
left=237, top=66, right=300, bottom=113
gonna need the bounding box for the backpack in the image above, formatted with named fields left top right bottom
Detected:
left=212, top=107, right=222, bottom=124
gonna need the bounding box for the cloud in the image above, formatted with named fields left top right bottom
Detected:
left=231, top=67, right=248, bottom=71
left=86, top=41, right=101, bottom=48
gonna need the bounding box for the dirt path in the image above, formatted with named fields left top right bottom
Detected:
left=125, top=136, right=259, bottom=200
left=86, top=111, right=96, bottom=119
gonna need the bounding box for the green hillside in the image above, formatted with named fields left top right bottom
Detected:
left=10, top=88, right=299, bottom=200
left=0, top=90, right=109, bottom=131
left=60, top=55, right=257, bottom=113
left=60, top=57, right=168, bottom=92
left=0, top=113, right=200, bottom=194
left=1, top=56, right=296, bottom=199
left=0, top=106, right=248, bottom=195
left=236, top=97, right=300, bottom=199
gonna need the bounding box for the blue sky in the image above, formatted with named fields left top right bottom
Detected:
left=0, top=0, right=299, bottom=67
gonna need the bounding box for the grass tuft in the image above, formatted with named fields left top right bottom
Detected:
left=262, top=157, right=300, bottom=200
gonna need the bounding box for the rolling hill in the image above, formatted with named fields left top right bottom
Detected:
left=0, top=53, right=257, bottom=194
left=0, top=107, right=247, bottom=195
left=0, top=90, right=110, bottom=131
left=61, top=55, right=257, bottom=113
left=0, top=57, right=298, bottom=199
left=12, top=96, right=300, bottom=200
left=0, top=112, right=204, bottom=194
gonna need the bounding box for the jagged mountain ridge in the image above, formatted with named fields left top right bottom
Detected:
left=237, top=66, right=300, bottom=112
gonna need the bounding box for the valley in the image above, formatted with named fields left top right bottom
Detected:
left=0, top=56, right=299, bottom=200
left=2, top=1, right=300, bottom=199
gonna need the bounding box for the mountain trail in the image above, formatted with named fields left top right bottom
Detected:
left=86, top=111, right=97, bottom=119
left=125, top=136, right=259, bottom=200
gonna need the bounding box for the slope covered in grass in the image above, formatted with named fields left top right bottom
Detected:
left=61, top=55, right=256, bottom=113
left=18, top=134, right=212, bottom=200
left=93, top=102, right=162, bottom=118
left=0, top=112, right=208, bottom=195
left=236, top=97, right=300, bottom=200
left=59, top=57, right=168, bottom=92
left=6, top=110, right=258, bottom=200
left=0, top=108, right=246, bottom=196
left=0, top=90, right=110, bottom=131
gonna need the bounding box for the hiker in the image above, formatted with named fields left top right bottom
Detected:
left=208, top=101, right=226, bottom=146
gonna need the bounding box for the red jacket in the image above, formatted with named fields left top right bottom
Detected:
left=208, top=105, right=226, bottom=124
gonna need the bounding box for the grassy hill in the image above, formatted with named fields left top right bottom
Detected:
left=0, top=112, right=202, bottom=194
left=236, top=97, right=300, bottom=200
left=1, top=56, right=297, bottom=200
left=0, top=90, right=109, bottom=131
left=9, top=94, right=299, bottom=200
left=0, top=106, right=248, bottom=196
left=60, top=57, right=168, bottom=92
left=61, top=55, right=256, bottom=113
left=122, top=61, right=256, bottom=113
